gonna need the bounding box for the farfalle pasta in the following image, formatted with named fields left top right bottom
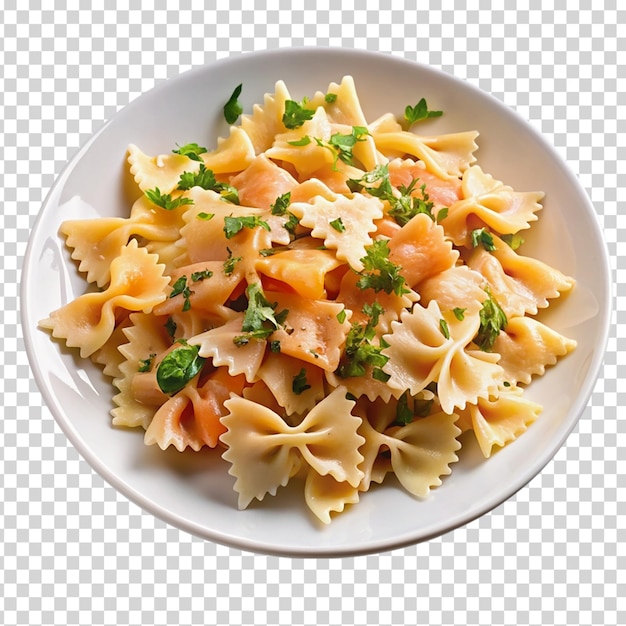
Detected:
left=41, top=75, right=576, bottom=523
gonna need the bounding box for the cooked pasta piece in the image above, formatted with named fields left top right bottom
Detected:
left=443, top=165, right=544, bottom=246
left=290, top=192, right=384, bottom=271
left=40, top=239, right=168, bottom=358
left=387, top=213, right=459, bottom=288
left=467, top=233, right=575, bottom=316
left=491, top=316, right=577, bottom=385
left=382, top=300, right=504, bottom=413
left=221, top=387, right=364, bottom=510
left=371, top=130, right=479, bottom=179
left=304, top=470, right=361, bottom=525
left=359, top=410, right=462, bottom=498
left=456, top=387, right=542, bottom=458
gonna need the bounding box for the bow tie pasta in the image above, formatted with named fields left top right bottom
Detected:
left=41, top=76, right=576, bottom=524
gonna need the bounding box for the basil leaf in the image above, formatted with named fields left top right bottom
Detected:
left=224, top=84, right=243, bottom=124
left=156, top=343, right=206, bottom=395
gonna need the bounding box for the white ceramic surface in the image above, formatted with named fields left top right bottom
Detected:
left=21, top=48, right=611, bottom=557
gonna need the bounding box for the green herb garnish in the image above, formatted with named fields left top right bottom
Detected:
left=318, top=126, right=369, bottom=168
left=224, top=83, right=243, bottom=124
left=346, top=164, right=391, bottom=195
left=292, top=368, right=312, bottom=395
left=471, top=228, right=496, bottom=252
left=453, top=307, right=466, bottom=321
left=191, top=269, right=213, bottom=282
left=282, top=99, right=315, bottom=129
left=287, top=136, right=312, bottom=147
left=501, top=233, right=525, bottom=250
left=169, top=276, right=193, bottom=312
left=223, top=215, right=271, bottom=239
left=389, top=179, right=437, bottom=226
left=404, top=98, right=443, bottom=126
left=395, top=390, right=434, bottom=425
left=234, top=283, right=289, bottom=344
left=223, top=247, right=242, bottom=276
left=395, top=391, right=414, bottom=426
left=347, top=165, right=445, bottom=226
left=138, top=353, right=156, bottom=373
left=145, top=187, right=194, bottom=211
left=178, top=164, right=239, bottom=203
left=270, top=192, right=291, bottom=216
left=172, top=142, right=207, bottom=161
left=336, top=302, right=389, bottom=380
left=475, top=288, right=508, bottom=351
left=196, top=212, right=215, bottom=221
left=355, top=239, right=409, bottom=296
left=156, top=342, right=206, bottom=395
left=164, top=316, right=177, bottom=340
left=270, top=192, right=299, bottom=237
left=289, top=127, right=369, bottom=170
left=329, top=217, right=346, bottom=233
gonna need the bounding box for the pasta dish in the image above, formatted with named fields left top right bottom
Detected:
left=40, top=76, right=576, bottom=523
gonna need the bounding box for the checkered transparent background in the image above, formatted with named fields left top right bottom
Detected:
left=2, top=2, right=624, bottom=625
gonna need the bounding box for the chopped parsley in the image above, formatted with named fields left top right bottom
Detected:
left=287, top=136, right=312, bottom=147
left=288, top=127, right=369, bottom=170
left=138, top=353, right=156, bottom=373
left=223, top=215, right=271, bottom=239
left=269, top=340, right=282, bottom=353
left=191, top=269, right=213, bottom=282
left=329, top=217, right=346, bottom=233
left=404, top=98, right=443, bottom=126
left=292, top=368, right=311, bottom=395
left=196, top=212, right=215, bottom=221
left=177, top=164, right=240, bottom=203
left=259, top=246, right=287, bottom=257
left=453, top=307, right=466, bottom=321
left=270, top=192, right=299, bottom=237
left=389, top=179, right=438, bottom=226
left=270, top=192, right=292, bottom=216
left=156, top=341, right=206, bottom=395
left=395, top=390, right=434, bottom=425
left=355, top=239, right=409, bottom=296
left=282, top=99, right=315, bottom=129
left=145, top=187, right=194, bottom=211
left=223, top=83, right=243, bottom=124
left=318, top=126, right=369, bottom=168
left=471, top=227, right=496, bottom=252
left=395, top=392, right=414, bottom=425
left=475, top=288, right=508, bottom=351
left=164, top=316, right=177, bottom=340
left=336, top=309, right=347, bottom=324
left=501, top=233, right=525, bottom=250
left=346, top=164, right=392, bottom=196
left=223, top=247, right=242, bottom=276
left=169, top=276, right=193, bottom=312
left=233, top=282, right=289, bottom=344
left=172, top=142, right=207, bottom=161
left=436, top=207, right=449, bottom=221
left=347, top=165, right=446, bottom=226
left=325, top=92, right=337, bottom=103
left=439, top=318, right=450, bottom=340
left=336, top=302, right=389, bottom=380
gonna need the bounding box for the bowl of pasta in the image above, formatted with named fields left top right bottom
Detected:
left=22, top=47, right=610, bottom=557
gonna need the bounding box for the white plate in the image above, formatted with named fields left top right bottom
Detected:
left=21, top=48, right=611, bottom=557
